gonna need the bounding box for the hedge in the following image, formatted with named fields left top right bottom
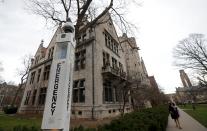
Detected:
left=0, top=126, right=39, bottom=131
left=12, top=126, right=39, bottom=131
left=3, top=105, right=18, bottom=114
left=71, top=106, right=169, bottom=131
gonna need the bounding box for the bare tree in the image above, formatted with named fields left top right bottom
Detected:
left=173, top=34, right=207, bottom=83
left=11, top=55, right=32, bottom=106
left=111, top=78, right=141, bottom=115
left=112, top=77, right=168, bottom=114
left=132, top=83, right=168, bottom=108
left=197, top=74, right=207, bottom=86
left=119, top=80, right=133, bottom=115
left=25, top=0, right=139, bottom=37
left=118, top=79, right=151, bottom=114
left=130, top=83, right=149, bottom=110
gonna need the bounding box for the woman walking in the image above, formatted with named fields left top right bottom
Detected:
left=169, top=102, right=182, bottom=129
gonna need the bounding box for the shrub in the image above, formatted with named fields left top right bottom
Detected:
left=71, top=106, right=169, bottom=131
left=100, top=106, right=168, bottom=131
left=13, top=125, right=39, bottom=131
left=70, top=126, right=96, bottom=131
left=3, top=105, right=18, bottom=114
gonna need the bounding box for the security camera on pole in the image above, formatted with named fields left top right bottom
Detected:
left=41, top=18, right=75, bottom=131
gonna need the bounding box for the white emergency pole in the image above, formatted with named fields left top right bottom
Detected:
left=41, top=18, right=75, bottom=131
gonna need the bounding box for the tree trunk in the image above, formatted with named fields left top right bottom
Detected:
left=11, top=84, right=22, bottom=106
left=121, top=89, right=127, bottom=117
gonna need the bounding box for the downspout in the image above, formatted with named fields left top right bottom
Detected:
left=91, top=27, right=95, bottom=120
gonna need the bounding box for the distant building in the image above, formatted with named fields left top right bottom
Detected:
left=175, top=70, right=207, bottom=103
left=0, top=82, right=24, bottom=108
left=179, top=70, right=192, bottom=88
left=19, top=13, right=150, bottom=119
left=166, top=93, right=176, bottom=103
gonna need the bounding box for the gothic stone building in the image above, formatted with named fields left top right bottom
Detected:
left=175, top=70, right=207, bottom=103
left=119, top=35, right=151, bottom=108
left=19, top=14, right=149, bottom=119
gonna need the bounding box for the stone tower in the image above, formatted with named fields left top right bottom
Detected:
left=179, top=70, right=192, bottom=88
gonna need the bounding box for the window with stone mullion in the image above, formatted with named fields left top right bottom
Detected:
left=43, top=65, right=51, bottom=80
left=114, top=86, right=118, bottom=102
left=75, top=50, right=86, bottom=70
left=103, top=52, right=111, bottom=67
left=30, top=71, right=36, bottom=84
left=104, top=82, right=113, bottom=102
left=32, top=89, right=37, bottom=105
left=103, top=52, right=106, bottom=67
left=73, top=80, right=85, bottom=103
left=79, top=79, right=85, bottom=103
left=38, top=87, right=47, bottom=105
left=112, top=57, right=117, bottom=69
left=73, top=81, right=79, bottom=102
left=37, top=69, right=41, bottom=82
left=105, top=34, right=108, bottom=47
left=104, top=31, right=119, bottom=55
left=24, top=90, right=31, bottom=105
left=119, top=62, right=123, bottom=73
left=79, top=87, right=85, bottom=102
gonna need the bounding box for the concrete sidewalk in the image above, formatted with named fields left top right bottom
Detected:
left=166, top=108, right=207, bottom=131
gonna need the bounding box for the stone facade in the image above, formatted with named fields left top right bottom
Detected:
left=119, top=34, right=151, bottom=108
left=19, top=14, right=149, bottom=119
left=148, top=76, right=159, bottom=90
left=119, top=34, right=150, bottom=86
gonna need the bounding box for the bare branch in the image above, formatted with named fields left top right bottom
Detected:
left=68, top=0, right=72, bottom=13
left=11, top=54, right=32, bottom=106
left=60, top=0, right=69, bottom=19
left=173, top=33, right=207, bottom=84
left=76, top=0, right=93, bottom=27
left=26, top=0, right=141, bottom=39
left=76, top=0, right=80, bottom=15
left=78, top=0, right=113, bottom=33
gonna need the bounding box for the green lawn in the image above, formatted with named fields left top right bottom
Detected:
left=0, top=112, right=42, bottom=131
left=179, top=104, right=207, bottom=128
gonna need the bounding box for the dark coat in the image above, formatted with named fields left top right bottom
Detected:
left=169, top=105, right=179, bottom=119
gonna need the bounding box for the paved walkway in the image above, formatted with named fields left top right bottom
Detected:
left=166, top=108, right=207, bottom=131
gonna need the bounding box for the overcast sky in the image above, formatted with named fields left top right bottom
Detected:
left=1, top=0, right=207, bottom=93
